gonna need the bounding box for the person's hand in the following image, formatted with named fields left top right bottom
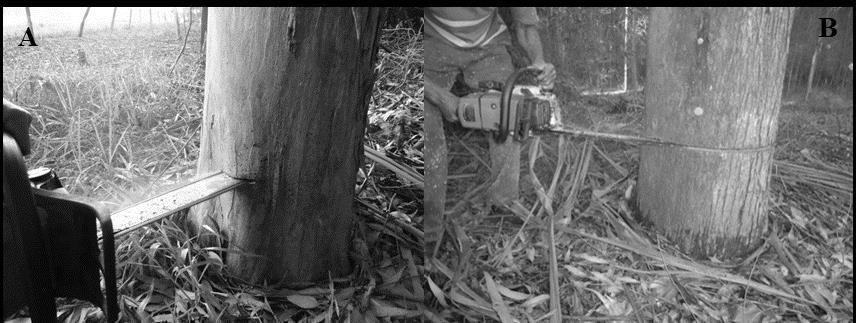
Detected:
left=529, top=61, right=556, bottom=90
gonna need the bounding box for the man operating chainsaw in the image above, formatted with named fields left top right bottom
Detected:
left=424, top=7, right=556, bottom=255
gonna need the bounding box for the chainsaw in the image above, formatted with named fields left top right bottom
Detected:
left=457, top=68, right=562, bottom=142
left=456, top=68, right=685, bottom=147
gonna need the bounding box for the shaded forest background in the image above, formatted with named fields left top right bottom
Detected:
left=537, top=7, right=852, bottom=99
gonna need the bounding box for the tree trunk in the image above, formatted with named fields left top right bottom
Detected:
left=628, top=35, right=639, bottom=90
left=77, top=7, right=91, bottom=38
left=200, top=7, right=208, bottom=52
left=638, top=7, right=794, bottom=260
left=805, top=39, right=821, bottom=100
left=190, top=7, right=383, bottom=284
left=174, top=9, right=181, bottom=38
left=25, top=7, right=33, bottom=35
left=186, top=8, right=192, bottom=32
left=128, top=8, right=132, bottom=29
left=627, top=9, right=640, bottom=91
left=149, top=8, right=153, bottom=27
left=622, top=7, right=630, bottom=91
left=110, top=7, right=117, bottom=30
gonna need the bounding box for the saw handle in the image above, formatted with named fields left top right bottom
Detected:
left=497, top=67, right=541, bottom=142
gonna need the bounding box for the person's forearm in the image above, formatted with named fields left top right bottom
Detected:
left=515, top=25, right=546, bottom=65
left=425, top=79, right=459, bottom=122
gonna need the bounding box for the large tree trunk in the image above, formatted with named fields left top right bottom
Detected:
left=638, top=7, right=794, bottom=259
left=190, top=8, right=383, bottom=284
left=25, top=7, right=33, bottom=35
left=200, top=7, right=208, bottom=52
left=110, top=7, right=117, bottom=30
left=77, top=7, right=91, bottom=38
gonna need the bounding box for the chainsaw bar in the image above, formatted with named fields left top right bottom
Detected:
left=106, top=172, right=249, bottom=239
left=537, top=124, right=680, bottom=147
left=538, top=124, right=774, bottom=153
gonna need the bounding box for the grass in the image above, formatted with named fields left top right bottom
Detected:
left=428, top=79, right=853, bottom=321
left=4, top=25, right=203, bottom=208
left=4, top=16, right=424, bottom=322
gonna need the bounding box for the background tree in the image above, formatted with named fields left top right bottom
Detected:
left=200, top=7, right=208, bottom=52
left=638, top=7, right=795, bottom=259
left=190, top=7, right=384, bottom=283
left=174, top=9, right=181, bottom=39
left=25, top=7, right=33, bottom=35
left=77, top=7, right=90, bottom=38
left=110, top=7, right=117, bottom=31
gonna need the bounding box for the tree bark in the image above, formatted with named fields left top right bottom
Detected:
left=200, top=7, right=208, bottom=52
left=77, top=7, right=91, bottom=38
left=110, top=7, right=117, bottom=30
left=638, top=7, right=794, bottom=259
left=190, top=7, right=383, bottom=284
left=25, top=7, right=33, bottom=35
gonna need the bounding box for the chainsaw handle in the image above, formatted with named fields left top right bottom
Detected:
left=3, top=133, right=56, bottom=322
left=497, top=67, right=540, bottom=142
left=3, top=98, right=33, bottom=156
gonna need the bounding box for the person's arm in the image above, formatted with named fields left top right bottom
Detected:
left=509, top=8, right=556, bottom=88
left=515, top=24, right=545, bottom=65
left=425, top=79, right=459, bottom=122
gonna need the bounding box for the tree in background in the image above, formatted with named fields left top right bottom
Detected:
left=110, top=7, right=117, bottom=31
left=77, top=7, right=91, bottom=38
left=200, top=7, right=208, bottom=52
left=25, top=7, right=34, bottom=35
left=174, top=9, right=181, bottom=39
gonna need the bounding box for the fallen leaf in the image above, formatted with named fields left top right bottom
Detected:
left=733, top=303, right=764, bottom=323
left=425, top=275, right=448, bottom=307
left=496, top=284, right=531, bottom=301
left=521, top=294, right=549, bottom=309
left=484, top=272, right=514, bottom=323
left=287, top=294, right=319, bottom=309
left=369, top=298, right=421, bottom=317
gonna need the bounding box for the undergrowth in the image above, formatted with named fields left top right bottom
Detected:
left=428, top=84, right=852, bottom=321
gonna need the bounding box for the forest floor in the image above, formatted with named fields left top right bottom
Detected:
left=430, top=74, right=852, bottom=321
left=3, top=21, right=424, bottom=322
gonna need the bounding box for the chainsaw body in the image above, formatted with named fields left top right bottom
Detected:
left=3, top=99, right=117, bottom=322
left=457, top=77, right=561, bottom=141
